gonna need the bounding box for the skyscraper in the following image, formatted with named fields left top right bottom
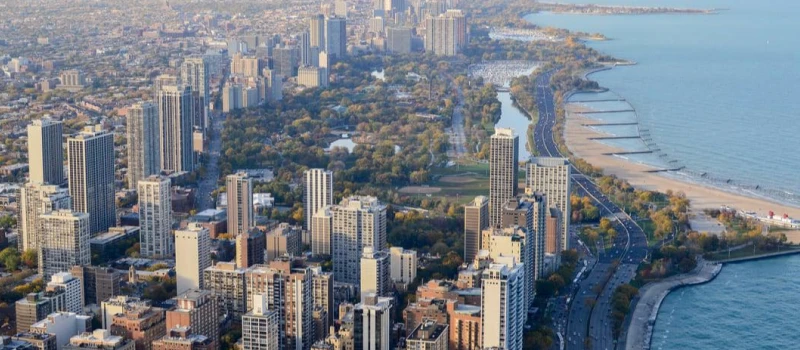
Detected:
left=70, top=266, right=121, bottom=306
left=38, top=210, right=90, bottom=279
left=309, top=14, right=325, bottom=49
left=273, top=47, right=298, bottom=77
left=241, top=294, right=280, bottom=350
left=526, top=157, right=571, bottom=252
left=244, top=260, right=314, bottom=350
left=126, top=102, right=160, bottom=189
left=481, top=258, right=525, bottom=350
left=138, top=175, right=173, bottom=258
left=175, top=223, right=211, bottom=295
left=500, top=194, right=548, bottom=303
left=327, top=196, right=386, bottom=285
left=180, top=57, right=210, bottom=133
left=304, top=169, right=333, bottom=253
left=484, top=225, right=532, bottom=310
left=424, top=10, right=468, bottom=56
left=324, top=16, right=347, bottom=60
left=67, top=126, right=116, bottom=235
left=463, top=195, right=489, bottom=264
left=27, top=119, right=64, bottom=185
left=226, top=172, right=254, bottom=236
left=157, top=85, right=194, bottom=173
left=360, top=247, right=391, bottom=299
left=489, top=128, right=518, bottom=225
left=387, top=27, right=412, bottom=54
left=19, top=183, right=71, bottom=252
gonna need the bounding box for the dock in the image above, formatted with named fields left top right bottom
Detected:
left=589, top=136, right=640, bottom=140
left=579, top=109, right=636, bottom=114
left=582, top=122, right=638, bottom=126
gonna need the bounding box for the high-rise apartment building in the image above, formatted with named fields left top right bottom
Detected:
left=230, top=54, right=267, bottom=79
left=480, top=258, right=525, bottom=350
left=126, top=102, right=160, bottom=189
left=387, top=27, right=412, bottom=54
left=304, top=169, right=333, bottom=254
left=489, top=128, right=518, bottom=225
left=165, top=289, right=219, bottom=350
left=311, top=267, right=334, bottom=326
left=46, top=273, right=83, bottom=315
left=273, top=47, right=298, bottom=78
left=324, top=16, right=347, bottom=60
left=203, top=262, right=247, bottom=320
left=138, top=176, right=173, bottom=258
left=70, top=266, right=120, bottom=305
left=298, top=66, right=329, bottom=88
left=546, top=208, right=562, bottom=255
left=354, top=294, right=393, bottom=350
left=327, top=196, right=387, bottom=285
left=27, top=119, right=64, bottom=185
left=265, top=223, right=301, bottom=262
left=309, top=15, right=326, bottom=49
left=240, top=294, right=280, bottom=350
left=226, top=172, right=253, bottom=237
left=236, top=230, right=265, bottom=268
left=483, top=226, right=532, bottom=310
left=360, top=247, right=391, bottom=299
left=424, top=10, right=468, bottom=56
left=175, top=224, right=211, bottom=294
left=157, top=85, right=194, bottom=173
left=38, top=210, right=90, bottom=279
left=501, top=194, right=547, bottom=285
left=19, top=183, right=71, bottom=252
left=526, top=157, right=571, bottom=252
left=463, top=196, right=488, bottom=264
left=244, top=260, right=314, bottom=350
left=67, top=126, right=116, bottom=235
left=180, top=57, right=210, bottom=133
left=389, top=247, right=416, bottom=286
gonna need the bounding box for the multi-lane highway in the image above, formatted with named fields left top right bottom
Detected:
left=530, top=70, right=648, bottom=349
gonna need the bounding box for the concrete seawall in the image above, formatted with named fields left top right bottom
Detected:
left=624, top=260, right=722, bottom=350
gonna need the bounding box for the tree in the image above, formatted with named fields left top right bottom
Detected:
left=0, top=248, right=20, bottom=271
left=21, top=249, right=37, bottom=269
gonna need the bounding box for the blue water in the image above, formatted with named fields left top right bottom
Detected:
left=496, top=91, right=532, bottom=160
left=526, top=0, right=800, bottom=205
left=652, top=255, right=800, bottom=349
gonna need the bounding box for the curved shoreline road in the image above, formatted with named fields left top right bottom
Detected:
left=529, top=70, right=649, bottom=350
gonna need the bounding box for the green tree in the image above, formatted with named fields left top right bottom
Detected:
left=21, top=249, right=37, bottom=269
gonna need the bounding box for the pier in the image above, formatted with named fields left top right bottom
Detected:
left=602, top=150, right=656, bottom=156
left=582, top=122, right=638, bottom=126
left=579, top=109, right=636, bottom=114
left=589, top=136, right=640, bottom=140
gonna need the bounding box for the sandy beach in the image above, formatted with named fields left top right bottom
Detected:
left=564, top=106, right=800, bottom=221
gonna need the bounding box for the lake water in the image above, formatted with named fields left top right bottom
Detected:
left=495, top=91, right=533, bottom=160
left=652, top=255, right=800, bottom=349
left=524, top=0, right=800, bottom=348
left=526, top=0, right=800, bottom=206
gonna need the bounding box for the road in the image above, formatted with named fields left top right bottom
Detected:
left=446, top=76, right=467, bottom=159
left=196, top=113, right=222, bottom=211
left=530, top=70, right=648, bottom=350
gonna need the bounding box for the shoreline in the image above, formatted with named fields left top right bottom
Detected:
left=564, top=67, right=800, bottom=218
left=625, top=250, right=800, bottom=350
left=625, top=260, right=722, bottom=350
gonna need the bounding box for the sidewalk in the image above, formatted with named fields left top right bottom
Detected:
left=624, top=259, right=722, bottom=350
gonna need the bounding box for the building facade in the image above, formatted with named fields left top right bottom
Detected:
left=67, top=126, right=116, bottom=235
left=19, top=183, right=71, bottom=252
left=463, top=196, right=488, bottom=264
left=138, top=176, right=173, bottom=258
left=489, top=128, right=518, bottom=226
left=175, top=224, right=211, bottom=294
left=226, top=172, right=253, bottom=237
left=157, top=85, right=194, bottom=173
left=526, top=157, right=571, bottom=252
left=38, top=211, right=90, bottom=279
left=126, top=102, right=160, bottom=189
left=27, top=119, right=64, bottom=185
